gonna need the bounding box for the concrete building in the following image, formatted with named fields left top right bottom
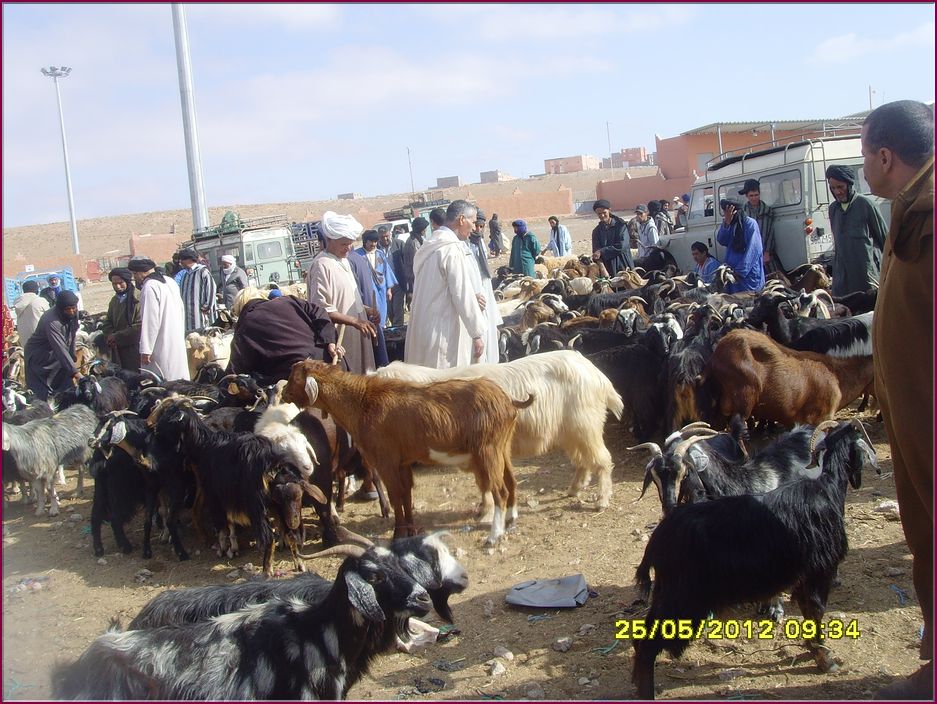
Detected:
left=601, top=146, right=649, bottom=169
left=479, top=169, right=514, bottom=184
left=436, top=176, right=463, bottom=188
left=544, top=155, right=600, bottom=175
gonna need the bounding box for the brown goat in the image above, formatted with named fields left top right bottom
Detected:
left=282, top=360, right=534, bottom=545
left=701, top=329, right=874, bottom=428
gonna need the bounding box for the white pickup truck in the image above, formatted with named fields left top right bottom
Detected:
left=660, top=134, right=890, bottom=273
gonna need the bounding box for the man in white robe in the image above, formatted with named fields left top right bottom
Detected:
left=129, top=258, right=190, bottom=381
left=405, top=200, right=488, bottom=369
left=306, top=212, right=377, bottom=375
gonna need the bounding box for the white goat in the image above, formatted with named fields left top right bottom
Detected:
left=253, top=402, right=318, bottom=480
left=375, top=350, right=624, bottom=511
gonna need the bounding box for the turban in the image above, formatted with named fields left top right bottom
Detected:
left=128, top=258, right=156, bottom=272
left=177, top=248, right=198, bottom=262
left=593, top=199, right=611, bottom=211
left=825, top=164, right=856, bottom=185
left=109, top=268, right=133, bottom=285
left=412, top=217, right=429, bottom=234
left=512, top=219, right=528, bottom=235
left=22, top=280, right=40, bottom=294
left=56, top=290, right=79, bottom=309
left=221, top=254, right=236, bottom=267
left=320, top=211, right=363, bottom=240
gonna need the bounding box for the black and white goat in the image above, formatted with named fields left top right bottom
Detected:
left=2, top=404, right=97, bottom=515
left=127, top=532, right=468, bottom=630
left=51, top=545, right=432, bottom=700
left=631, top=419, right=878, bottom=699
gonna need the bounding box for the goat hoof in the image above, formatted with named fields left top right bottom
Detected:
left=142, top=548, right=153, bottom=559
left=176, top=551, right=190, bottom=562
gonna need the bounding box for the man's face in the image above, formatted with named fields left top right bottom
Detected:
left=475, top=220, right=486, bottom=234
left=745, top=190, right=761, bottom=208
left=180, top=258, right=196, bottom=269
left=363, top=239, right=378, bottom=253
left=454, top=210, right=476, bottom=239
left=132, top=271, right=147, bottom=288
left=379, top=230, right=391, bottom=248
left=595, top=207, right=612, bottom=224
left=61, top=305, right=78, bottom=318
left=326, top=238, right=356, bottom=258
left=662, top=202, right=671, bottom=212
left=49, top=277, right=60, bottom=287
left=635, top=210, right=648, bottom=223
left=828, top=177, right=850, bottom=203
left=111, top=276, right=128, bottom=294
left=861, top=125, right=886, bottom=197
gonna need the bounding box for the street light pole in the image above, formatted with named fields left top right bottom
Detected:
left=40, top=66, right=80, bottom=255
left=407, top=147, right=415, bottom=199
left=606, top=121, right=612, bottom=157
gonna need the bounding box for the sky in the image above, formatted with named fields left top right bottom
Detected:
left=2, top=3, right=934, bottom=228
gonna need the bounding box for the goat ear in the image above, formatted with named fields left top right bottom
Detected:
left=304, top=377, right=319, bottom=405
left=110, top=421, right=127, bottom=445
left=345, top=571, right=385, bottom=623
left=300, top=480, right=327, bottom=505
left=638, top=470, right=653, bottom=500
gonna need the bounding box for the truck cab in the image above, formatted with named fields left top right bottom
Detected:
left=660, top=134, right=890, bottom=273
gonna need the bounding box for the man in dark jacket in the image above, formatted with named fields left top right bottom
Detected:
left=227, top=294, right=338, bottom=383
left=217, top=254, right=249, bottom=309
left=24, top=290, right=80, bottom=401
left=39, top=275, right=63, bottom=306
left=100, top=268, right=142, bottom=371
left=591, top=199, right=634, bottom=273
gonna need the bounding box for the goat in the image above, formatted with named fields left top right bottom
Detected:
left=128, top=532, right=467, bottom=630
left=631, top=420, right=877, bottom=699
left=56, top=375, right=130, bottom=419
left=2, top=404, right=97, bottom=515
left=51, top=545, right=432, bottom=700
left=699, top=328, right=874, bottom=428
left=185, top=327, right=234, bottom=379
left=147, top=398, right=327, bottom=575
left=2, top=395, right=55, bottom=502
left=283, top=360, right=532, bottom=546
left=376, top=351, right=623, bottom=511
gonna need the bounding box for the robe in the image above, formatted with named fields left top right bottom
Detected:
left=546, top=224, right=573, bottom=257
left=13, top=292, right=50, bottom=349
left=717, top=216, right=765, bottom=293
left=101, top=289, right=142, bottom=371
left=508, top=232, right=541, bottom=277
left=139, top=275, right=190, bottom=381
left=828, top=193, right=886, bottom=297
left=354, top=246, right=397, bottom=327
left=24, top=307, right=78, bottom=401
left=218, top=266, right=249, bottom=309
left=180, top=264, right=217, bottom=333
left=467, top=236, right=503, bottom=364
left=306, top=252, right=376, bottom=375
left=405, top=227, right=488, bottom=369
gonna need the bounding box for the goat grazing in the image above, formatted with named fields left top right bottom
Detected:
left=51, top=545, right=432, bottom=700
left=283, top=360, right=532, bottom=545
left=631, top=419, right=877, bottom=699
left=376, top=351, right=623, bottom=511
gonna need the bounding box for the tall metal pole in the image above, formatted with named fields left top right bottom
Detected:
left=407, top=147, right=415, bottom=199
left=868, top=86, right=874, bottom=110
left=606, top=121, right=612, bottom=156
left=41, top=67, right=80, bottom=255
left=172, top=4, right=210, bottom=234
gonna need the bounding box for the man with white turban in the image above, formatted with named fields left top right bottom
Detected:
left=217, top=254, right=248, bottom=309
left=306, top=211, right=378, bottom=374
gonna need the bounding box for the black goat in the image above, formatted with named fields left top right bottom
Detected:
left=147, top=399, right=326, bottom=575
left=56, top=376, right=130, bottom=418
left=127, top=532, right=467, bottom=630
left=631, top=419, right=878, bottom=699
left=51, top=545, right=432, bottom=700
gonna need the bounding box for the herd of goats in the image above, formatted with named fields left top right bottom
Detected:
left=1, top=251, right=883, bottom=699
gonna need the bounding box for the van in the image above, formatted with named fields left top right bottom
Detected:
left=660, top=134, right=891, bottom=273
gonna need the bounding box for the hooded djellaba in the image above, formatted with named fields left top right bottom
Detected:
left=100, top=267, right=142, bottom=371
left=24, top=290, right=81, bottom=401
left=825, top=164, right=888, bottom=296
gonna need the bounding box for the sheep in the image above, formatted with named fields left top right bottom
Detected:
left=376, top=351, right=623, bottom=511
left=535, top=255, right=577, bottom=275
left=51, top=544, right=432, bottom=700
left=699, top=328, right=874, bottom=428
left=147, top=398, right=327, bottom=575
left=283, top=360, right=532, bottom=546
left=185, top=327, right=234, bottom=379
left=631, top=420, right=877, bottom=699
left=1, top=404, right=97, bottom=516
left=127, top=532, right=467, bottom=631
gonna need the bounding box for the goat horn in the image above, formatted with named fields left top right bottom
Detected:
left=107, top=409, right=138, bottom=418
left=849, top=419, right=875, bottom=451
left=678, top=421, right=712, bottom=432
left=185, top=395, right=218, bottom=403
left=296, top=544, right=367, bottom=560
left=671, top=432, right=720, bottom=466
left=218, top=374, right=241, bottom=384
left=626, top=442, right=663, bottom=459
left=138, top=367, right=163, bottom=383
left=808, top=420, right=841, bottom=454
left=334, top=525, right=375, bottom=548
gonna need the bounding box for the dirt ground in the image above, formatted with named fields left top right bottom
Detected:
left=2, top=219, right=925, bottom=700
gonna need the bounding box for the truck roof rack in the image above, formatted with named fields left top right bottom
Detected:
left=707, top=128, right=862, bottom=171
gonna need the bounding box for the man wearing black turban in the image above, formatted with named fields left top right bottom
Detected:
left=100, top=267, right=142, bottom=371
left=24, top=290, right=80, bottom=400
left=825, top=164, right=887, bottom=296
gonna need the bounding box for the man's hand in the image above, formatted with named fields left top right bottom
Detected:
left=355, top=319, right=378, bottom=339
left=72, top=371, right=81, bottom=385
left=106, top=334, right=118, bottom=348
left=141, top=353, right=151, bottom=366
left=592, top=250, right=602, bottom=262
left=475, top=293, right=487, bottom=311
left=387, top=289, right=393, bottom=302
left=326, top=342, right=344, bottom=361
left=364, top=306, right=381, bottom=324
left=723, top=204, right=736, bottom=226
left=472, top=336, right=485, bottom=361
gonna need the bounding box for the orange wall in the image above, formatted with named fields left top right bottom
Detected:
left=596, top=173, right=696, bottom=213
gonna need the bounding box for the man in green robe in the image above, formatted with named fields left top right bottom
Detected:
left=100, top=268, right=142, bottom=371
left=508, top=219, right=541, bottom=277
left=825, top=164, right=887, bottom=297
